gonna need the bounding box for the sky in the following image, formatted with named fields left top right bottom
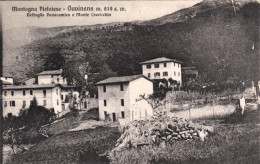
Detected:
left=1, top=0, right=201, bottom=30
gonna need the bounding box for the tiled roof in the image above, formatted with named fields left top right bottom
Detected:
left=3, top=84, right=59, bottom=90
left=37, top=69, right=62, bottom=75
left=96, top=75, right=152, bottom=85
left=140, top=57, right=182, bottom=64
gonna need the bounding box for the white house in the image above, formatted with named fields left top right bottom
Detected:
left=96, top=75, right=153, bottom=123
left=140, top=57, right=183, bottom=84
left=1, top=77, right=14, bottom=86
left=37, top=69, right=67, bottom=85
left=2, top=84, right=63, bottom=116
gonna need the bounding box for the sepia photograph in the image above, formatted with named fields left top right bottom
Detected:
left=1, top=0, right=260, bottom=163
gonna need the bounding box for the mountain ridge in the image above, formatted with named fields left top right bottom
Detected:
left=3, top=0, right=259, bottom=84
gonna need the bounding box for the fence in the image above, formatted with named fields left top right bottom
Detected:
left=168, top=104, right=236, bottom=120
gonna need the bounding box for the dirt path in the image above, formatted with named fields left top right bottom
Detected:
left=3, top=145, right=12, bottom=164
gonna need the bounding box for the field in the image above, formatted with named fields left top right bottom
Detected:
left=7, top=107, right=260, bottom=164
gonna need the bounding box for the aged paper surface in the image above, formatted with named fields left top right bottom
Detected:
left=1, top=0, right=259, bottom=163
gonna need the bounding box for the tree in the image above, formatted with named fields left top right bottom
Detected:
left=137, top=93, right=167, bottom=110
left=3, top=97, right=56, bottom=153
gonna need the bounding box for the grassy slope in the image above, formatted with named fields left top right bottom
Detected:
left=110, top=110, right=260, bottom=164
left=10, top=127, right=120, bottom=164
left=10, top=109, right=120, bottom=164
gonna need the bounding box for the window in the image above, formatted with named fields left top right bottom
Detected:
left=4, top=101, right=7, bottom=107
left=178, top=72, right=180, bottom=76
left=120, top=83, right=124, bottom=91
left=51, top=75, right=53, bottom=78
left=164, top=63, right=167, bottom=67
left=84, top=102, right=87, bottom=109
left=121, top=111, right=125, bottom=118
left=174, top=63, right=175, bottom=67
left=146, top=64, right=151, bottom=69
left=178, top=64, right=180, bottom=68
left=43, top=100, right=47, bottom=106
left=154, top=63, right=159, bottom=68
left=30, top=90, right=33, bottom=95
left=103, top=85, right=106, bottom=92
left=23, top=100, right=26, bottom=107
left=121, top=99, right=124, bottom=106
left=23, top=90, right=26, bottom=96
left=174, top=71, right=176, bottom=76
left=104, top=100, right=107, bottom=106
left=4, top=91, right=7, bottom=96
left=11, top=91, right=14, bottom=96
left=43, top=89, right=46, bottom=97
left=57, top=99, right=59, bottom=105
left=56, top=89, right=58, bottom=95
left=57, top=78, right=59, bottom=83
left=61, top=95, right=64, bottom=100
left=163, top=72, right=168, bottom=76
left=148, top=73, right=151, bottom=78
left=154, top=72, right=160, bottom=77
left=10, top=101, right=15, bottom=107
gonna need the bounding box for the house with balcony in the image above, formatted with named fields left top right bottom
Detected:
left=140, top=57, right=183, bottom=84
left=96, top=75, right=153, bottom=122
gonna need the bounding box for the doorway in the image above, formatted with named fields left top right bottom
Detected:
left=112, top=113, right=116, bottom=122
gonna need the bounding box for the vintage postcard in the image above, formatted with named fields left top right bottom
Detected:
left=1, top=0, right=259, bottom=163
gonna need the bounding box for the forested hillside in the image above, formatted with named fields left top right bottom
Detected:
left=4, top=0, right=259, bottom=84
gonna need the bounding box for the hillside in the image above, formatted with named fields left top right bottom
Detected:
left=3, top=0, right=259, bottom=84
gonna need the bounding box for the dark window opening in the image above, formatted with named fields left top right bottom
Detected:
left=104, top=100, right=107, bottom=106
left=43, top=89, right=46, bottom=97
left=121, top=111, right=125, bottom=118
left=103, top=85, right=106, bottom=92
left=84, top=102, right=87, bottom=109
left=146, top=64, right=151, bottom=69
left=154, top=64, right=159, bottom=68
left=120, top=83, right=124, bottom=91
left=154, top=72, right=160, bottom=77
left=10, top=101, right=15, bottom=107
left=121, top=99, right=124, bottom=106
left=112, top=113, right=116, bottom=122
left=164, top=63, right=167, bottom=67
left=163, top=72, right=168, bottom=76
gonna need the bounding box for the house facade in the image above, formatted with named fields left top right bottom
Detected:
left=140, top=57, right=182, bottom=84
left=2, top=84, right=63, bottom=116
left=2, top=69, right=96, bottom=117
left=1, top=77, right=14, bottom=86
left=96, top=75, right=153, bottom=122
left=37, top=69, right=67, bottom=85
